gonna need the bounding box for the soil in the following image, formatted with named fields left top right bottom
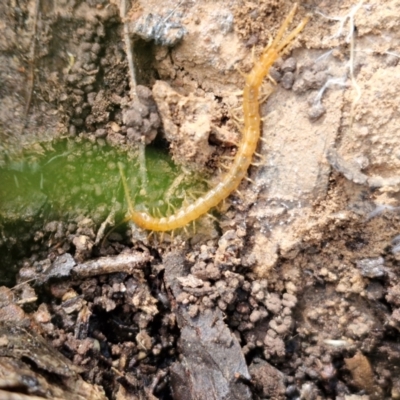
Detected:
left=1, top=0, right=400, bottom=399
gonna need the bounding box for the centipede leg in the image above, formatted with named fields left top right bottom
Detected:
left=232, top=118, right=244, bottom=133
left=207, top=213, right=219, bottom=222
left=266, top=74, right=277, bottom=85
left=219, top=163, right=230, bottom=171
left=229, top=103, right=244, bottom=124
left=231, top=113, right=244, bottom=123
left=147, top=230, right=154, bottom=241
left=188, top=192, right=197, bottom=201
left=259, top=83, right=275, bottom=103
left=235, top=189, right=244, bottom=199
left=220, top=155, right=235, bottom=161
left=235, top=66, right=247, bottom=79
left=166, top=201, right=177, bottom=216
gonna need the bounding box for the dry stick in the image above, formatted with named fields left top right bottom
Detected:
left=73, top=252, right=152, bottom=278
left=119, top=0, right=148, bottom=192
left=120, top=0, right=138, bottom=101
left=22, top=0, right=41, bottom=134
left=95, top=206, right=116, bottom=245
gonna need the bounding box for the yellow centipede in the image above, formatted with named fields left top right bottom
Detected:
left=120, top=4, right=308, bottom=232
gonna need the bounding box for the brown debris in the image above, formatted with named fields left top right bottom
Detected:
left=344, top=351, right=380, bottom=398
left=72, top=251, right=152, bottom=278
left=0, top=323, right=107, bottom=400
left=164, top=251, right=251, bottom=400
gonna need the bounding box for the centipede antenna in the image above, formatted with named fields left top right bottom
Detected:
left=278, top=22, right=309, bottom=56
left=271, top=3, right=298, bottom=50
left=276, top=14, right=309, bottom=55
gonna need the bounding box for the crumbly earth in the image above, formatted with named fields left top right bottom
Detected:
left=1, top=0, right=400, bottom=399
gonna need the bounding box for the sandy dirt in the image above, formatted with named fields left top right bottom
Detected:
left=1, top=0, right=400, bottom=399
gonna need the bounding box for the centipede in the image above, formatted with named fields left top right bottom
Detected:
left=120, top=4, right=309, bottom=232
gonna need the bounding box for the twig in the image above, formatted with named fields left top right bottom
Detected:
left=73, top=251, right=152, bottom=278
left=95, top=207, right=117, bottom=245
left=120, top=0, right=138, bottom=101
left=22, top=0, right=41, bottom=133
left=119, top=0, right=149, bottom=193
